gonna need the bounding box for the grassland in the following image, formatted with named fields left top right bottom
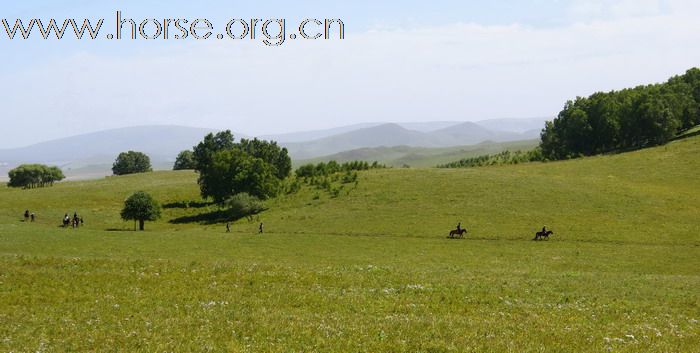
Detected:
left=1, top=136, right=699, bottom=352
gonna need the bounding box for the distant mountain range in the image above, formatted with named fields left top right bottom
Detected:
left=283, top=121, right=541, bottom=159
left=0, top=118, right=548, bottom=180
left=295, top=139, right=540, bottom=168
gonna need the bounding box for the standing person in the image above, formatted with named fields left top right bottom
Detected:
left=24, top=210, right=30, bottom=222
left=30, top=213, right=36, bottom=222
left=259, top=222, right=264, bottom=234
left=226, top=222, right=231, bottom=233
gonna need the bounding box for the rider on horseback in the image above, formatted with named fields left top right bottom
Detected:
left=456, top=222, right=461, bottom=233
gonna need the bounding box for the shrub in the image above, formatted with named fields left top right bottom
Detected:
left=226, top=193, right=265, bottom=219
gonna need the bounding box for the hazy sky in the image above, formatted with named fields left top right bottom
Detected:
left=1, top=0, right=699, bottom=148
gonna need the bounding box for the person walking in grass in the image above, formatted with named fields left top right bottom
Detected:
left=259, top=222, right=264, bottom=234
left=226, top=222, right=231, bottom=233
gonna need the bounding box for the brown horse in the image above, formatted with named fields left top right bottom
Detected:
left=449, top=228, right=467, bottom=239
left=533, top=230, right=553, bottom=240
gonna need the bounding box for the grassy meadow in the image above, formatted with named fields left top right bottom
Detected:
left=1, top=136, right=699, bottom=352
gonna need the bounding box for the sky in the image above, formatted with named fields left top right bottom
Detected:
left=1, top=0, right=699, bottom=148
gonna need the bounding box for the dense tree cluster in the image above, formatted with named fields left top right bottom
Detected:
left=7, top=164, right=65, bottom=188
left=191, top=131, right=292, bottom=203
left=541, top=68, right=700, bottom=160
left=295, top=160, right=384, bottom=178
left=173, top=150, right=196, bottom=170
left=112, top=151, right=152, bottom=175
left=437, top=149, right=544, bottom=169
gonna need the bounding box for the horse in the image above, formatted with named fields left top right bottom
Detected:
left=449, top=228, right=467, bottom=239
left=533, top=230, right=554, bottom=240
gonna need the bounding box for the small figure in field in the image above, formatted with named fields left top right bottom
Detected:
left=534, top=225, right=554, bottom=240
left=259, top=222, right=264, bottom=234
left=80, top=217, right=84, bottom=226
left=448, top=222, right=467, bottom=239
left=24, top=210, right=30, bottom=222
left=226, top=222, right=231, bottom=233
left=30, top=213, right=36, bottom=222
left=63, top=214, right=70, bottom=228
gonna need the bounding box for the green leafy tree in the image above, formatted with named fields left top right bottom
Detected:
left=192, top=130, right=235, bottom=172
left=112, top=151, right=152, bottom=175
left=173, top=150, right=196, bottom=170
left=200, top=149, right=280, bottom=203
left=192, top=131, right=292, bottom=203
left=120, top=191, right=161, bottom=231
left=236, top=138, right=292, bottom=179
left=8, top=164, right=65, bottom=188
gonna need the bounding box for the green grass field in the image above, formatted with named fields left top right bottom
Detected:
left=1, top=136, right=699, bottom=352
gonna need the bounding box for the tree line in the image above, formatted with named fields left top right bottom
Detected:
left=295, top=160, right=384, bottom=178
left=437, top=149, right=544, bottom=169
left=540, top=68, right=700, bottom=160
left=8, top=164, right=65, bottom=188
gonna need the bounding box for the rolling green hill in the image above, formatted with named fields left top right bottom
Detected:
left=0, top=135, right=699, bottom=352
left=296, top=139, right=539, bottom=168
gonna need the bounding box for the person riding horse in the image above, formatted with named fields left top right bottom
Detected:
left=534, top=226, right=554, bottom=240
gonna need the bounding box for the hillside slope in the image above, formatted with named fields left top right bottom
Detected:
left=1, top=135, right=699, bottom=352
left=1, top=135, right=698, bottom=245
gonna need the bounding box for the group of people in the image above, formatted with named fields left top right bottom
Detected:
left=23, top=210, right=36, bottom=222
left=63, top=212, right=84, bottom=229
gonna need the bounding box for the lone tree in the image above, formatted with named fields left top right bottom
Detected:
left=112, top=151, right=152, bottom=176
left=8, top=164, right=65, bottom=188
left=120, top=191, right=161, bottom=231
left=173, top=150, right=196, bottom=170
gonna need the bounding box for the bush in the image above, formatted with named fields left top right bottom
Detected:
left=226, top=193, right=265, bottom=219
